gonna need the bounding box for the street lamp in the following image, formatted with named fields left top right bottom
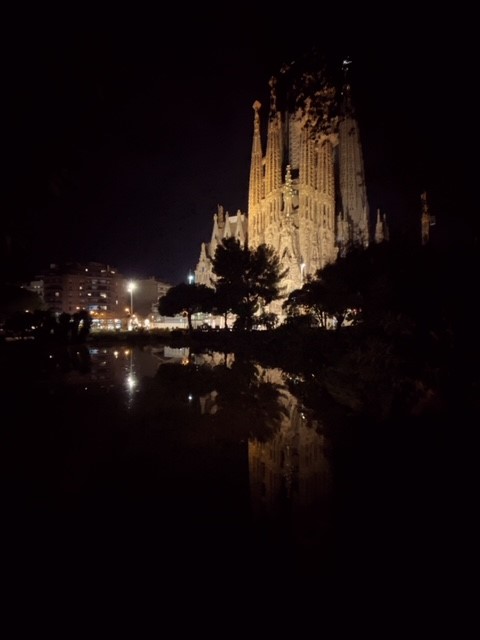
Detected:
left=127, top=281, right=136, bottom=316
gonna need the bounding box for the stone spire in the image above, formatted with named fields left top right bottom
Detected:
left=248, top=101, right=263, bottom=248
left=283, top=165, right=294, bottom=218
left=338, top=57, right=370, bottom=248
left=421, top=191, right=435, bottom=245
left=340, top=57, right=353, bottom=117
left=374, top=209, right=389, bottom=243
left=264, top=111, right=283, bottom=196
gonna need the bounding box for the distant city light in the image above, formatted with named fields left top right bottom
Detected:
left=127, top=281, right=136, bottom=318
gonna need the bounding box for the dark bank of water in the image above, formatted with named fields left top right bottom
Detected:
left=0, top=339, right=473, bottom=629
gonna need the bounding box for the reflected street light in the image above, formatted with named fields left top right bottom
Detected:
left=127, top=281, right=136, bottom=316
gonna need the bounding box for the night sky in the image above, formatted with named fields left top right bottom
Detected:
left=3, top=7, right=475, bottom=285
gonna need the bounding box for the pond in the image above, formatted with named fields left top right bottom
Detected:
left=0, top=340, right=463, bottom=627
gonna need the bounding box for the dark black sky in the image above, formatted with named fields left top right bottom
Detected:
left=3, top=6, right=475, bottom=284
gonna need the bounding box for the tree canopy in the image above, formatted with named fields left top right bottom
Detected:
left=212, top=237, right=287, bottom=330
left=158, top=282, right=214, bottom=332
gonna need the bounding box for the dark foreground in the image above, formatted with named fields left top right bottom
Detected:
left=0, top=337, right=476, bottom=633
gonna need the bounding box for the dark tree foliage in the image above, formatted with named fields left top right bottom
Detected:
left=3, top=307, right=92, bottom=343
left=283, top=245, right=366, bottom=329
left=0, top=284, right=44, bottom=323
left=277, top=238, right=480, bottom=422
left=158, top=282, right=215, bottom=332
left=211, top=284, right=239, bottom=330
left=212, top=237, right=287, bottom=330
left=71, top=309, right=92, bottom=343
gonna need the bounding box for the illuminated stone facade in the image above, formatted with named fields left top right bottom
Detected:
left=195, top=55, right=388, bottom=301
left=194, top=204, right=247, bottom=287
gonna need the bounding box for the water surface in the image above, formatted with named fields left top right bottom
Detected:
left=1, top=341, right=461, bottom=626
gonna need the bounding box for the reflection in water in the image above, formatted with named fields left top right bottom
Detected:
left=34, top=344, right=332, bottom=571
left=248, top=396, right=332, bottom=556
left=1, top=340, right=463, bottom=622
left=123, top=349, right=137, bottom=408
left=190, top=351, right=332, bottom=566
left=45, top=344, right=186, bottom=404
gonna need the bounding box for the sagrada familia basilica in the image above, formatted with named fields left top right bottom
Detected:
left=194, top=54, right=389, bottom=297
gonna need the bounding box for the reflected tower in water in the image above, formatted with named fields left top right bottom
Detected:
left=248, top=367, right=332, bottom=555
left=194, top=352, right=333, bottom=559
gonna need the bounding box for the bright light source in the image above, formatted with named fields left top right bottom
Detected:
left=127, top=281, right=136, bottom=316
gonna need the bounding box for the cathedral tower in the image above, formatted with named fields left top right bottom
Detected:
left=247, top=53, right=370, bottom=296
left=196, top=53, right=373, bottom=309
left=337, top=57, right=370, bottom=253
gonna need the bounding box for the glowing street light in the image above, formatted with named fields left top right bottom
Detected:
left=127, top=281, right=136, bottom=315
left=187, top=271, right=194, bottom=285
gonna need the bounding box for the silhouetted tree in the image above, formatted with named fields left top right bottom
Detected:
left=209, top=284, right=236, bottom=330
left=0, top=284, right=43, bottom=325
left=158, top=282, right=215, bottom=332
left=283, top=260, right=362, bottom=330
left=57, top=312, right=72, bottom=343
left=277, top=239, right=480, bottom=421
left=72, top=309, right=92, bottom=343
left=212, top=237, right=287, bottom=330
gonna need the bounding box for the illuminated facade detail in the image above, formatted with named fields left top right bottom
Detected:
left=248, top=57, right=372, bottom=297
left=194, top=204, right=248, bottom=287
